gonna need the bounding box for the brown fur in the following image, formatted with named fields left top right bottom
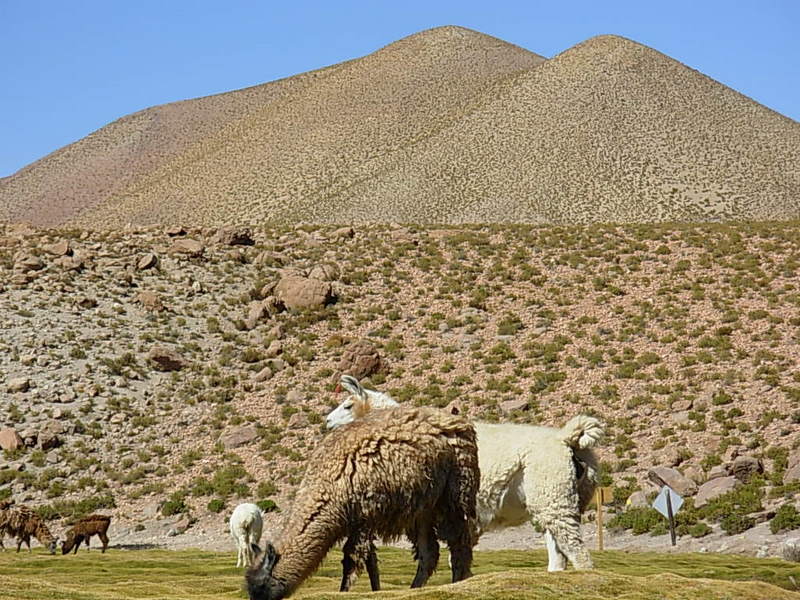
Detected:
left=246, top=406, right=479, bottom=600
left=0, top=500, right=14, bottom=550
left=61, top=514, right=112, bottom=554
left=1, top=504, right=57, bottom=554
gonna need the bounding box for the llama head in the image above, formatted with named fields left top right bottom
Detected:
left=246, top=543, right=287, bottom=600
left=61, top=531, right=78, bottom=554
left=325, top=375, right=399, bottom=429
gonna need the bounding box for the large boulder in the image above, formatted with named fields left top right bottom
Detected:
left=212, top=227, right=254, bottom=246
left=0, top=428, right=23, bottom=452
left=219, top=424, right=260, bottom=449
left=648, top=466, right=698, bottom=497
left=275, top=275, right=334, bottom=310
left=695, top=476, right=739, bottom=508
left=337, top=340, right=386, bottom=380
left=731, top=456, right=763, bottom=482
left=169, top=238, right=204, bottom=258
left=147, top=346, right=189, bottom=371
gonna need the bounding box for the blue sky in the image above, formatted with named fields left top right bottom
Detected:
left=1, top=0, right=798, bottom=177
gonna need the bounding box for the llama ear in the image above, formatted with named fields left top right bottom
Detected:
left=263, top=542, right=278, bottom=572
left=340, top=375, right=367, bottom=400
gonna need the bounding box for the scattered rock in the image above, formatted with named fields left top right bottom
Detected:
left=308, top=263, right=340, bottom=282
left=6, top=377, right=30, bottom=393
left=337, top=340, right=386, bottom=380
left=137, top=253, right=159, bottom=270
left=212, top=227, right=254, bottom=246
left=245, top=301, right=269, bottom=330
left=137, top=290, right=164, bottom=312
left=169, top=238, right=204, bottom=257
left=647, top=466, right=698, bottom=497
left=500, top=398, right=529, bottom=413
left=43, top=240, right=72, bottom=256
left=707, top=464, right=730, bottom=480
left=0, top=428, right=24, bottom=452
left=147, top=345, right=188, bottom=371
left=275, top=275, right=334, bottom=310
left=731, top=456, right=763, bottom=482
left=219, top=424, right=260, bottom=449
left=626, top=490, right=649, bottom=509
left=165, top=226, right=186, bottom=237
left=14, top=253, right=45, bottom=273
left=695, top=476, right=739, bottom=508
left=331, top=226, right=355, bottom=239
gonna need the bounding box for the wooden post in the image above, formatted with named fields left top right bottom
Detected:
left=666, top=489, right=676, bottom=546
left=596, top=488, right=604, bottom=551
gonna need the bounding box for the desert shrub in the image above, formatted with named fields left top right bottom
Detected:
left=687, top=522, right=712, bottom=538
left=257, top=499, right=279, bottom=513
left=770, top=504, right=800, bottom=534
left=162, top=491, right=188, bottom=516
left=207, top=498, right=226, bottom=513
left=608, top=507, right=663, bottom=535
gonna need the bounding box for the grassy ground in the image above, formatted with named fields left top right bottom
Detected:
left=1, top=547, right=798, bottom=600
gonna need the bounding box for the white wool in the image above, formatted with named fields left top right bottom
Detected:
left=325, top=376, right=604, bottom=571
left=230, top=503, right=264, bottom=568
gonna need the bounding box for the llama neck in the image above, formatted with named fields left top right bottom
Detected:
left=35, top=522, right=54, bottom=546
left=272, top=504, right=343, bottom=594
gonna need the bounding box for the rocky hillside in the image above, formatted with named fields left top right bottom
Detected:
left=1, top=221, right=800, bottom=552
left=1, top=27, right=798, bottom=228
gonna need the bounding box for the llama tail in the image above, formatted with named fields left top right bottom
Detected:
left=558, top=415, right=604, bottom=449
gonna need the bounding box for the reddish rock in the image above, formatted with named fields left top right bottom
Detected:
left=337, top=340, right=385, bottom=380
left=0, top=428, right=23, bottom=452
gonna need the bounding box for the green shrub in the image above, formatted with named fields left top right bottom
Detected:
left=257, top=499, right=280, bottom=513
left=688, top=522, right=712, bottom=538
left=162, top=491, right=188, bottom=516
left=770, top=504, right=800, bottom=534
left=207, top=498, right=226, bottom=513
left=608, top=507, right=664, bottom=535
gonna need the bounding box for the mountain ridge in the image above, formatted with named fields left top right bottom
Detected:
left=1, top=27, right=797, bottom=227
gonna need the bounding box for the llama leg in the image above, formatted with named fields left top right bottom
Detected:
left=543, top=517, right=592, bottom=570
left=365, top=541, right=380, bottom=591
left=99, top=532, right=109, bottom=553
left=85, top=535, right=91, bottom=551
left=544, top=530, right=567, bottom=571
left=339, top=536, right=360, bottom=592
left=409, top=522, right=439, bottom=588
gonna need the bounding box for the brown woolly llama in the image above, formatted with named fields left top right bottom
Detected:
left=246, top=406, right=479, bottom=600
left=61, top=514, right=112, bottom=554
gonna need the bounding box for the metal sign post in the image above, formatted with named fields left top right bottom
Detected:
left=652, top=485, right=683, bottom=547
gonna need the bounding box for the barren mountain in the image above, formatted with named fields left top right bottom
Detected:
left=1, top=27, right=798, bottom=228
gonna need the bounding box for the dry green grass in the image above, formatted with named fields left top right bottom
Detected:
left=1, top=548, right=799, bottom=600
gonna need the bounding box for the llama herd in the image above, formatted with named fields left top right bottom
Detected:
left=2, top=374, right=604, bottom=600
left=0, top=500, right=111, bottom=555
left=239, top=374, right=604, bottom=600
